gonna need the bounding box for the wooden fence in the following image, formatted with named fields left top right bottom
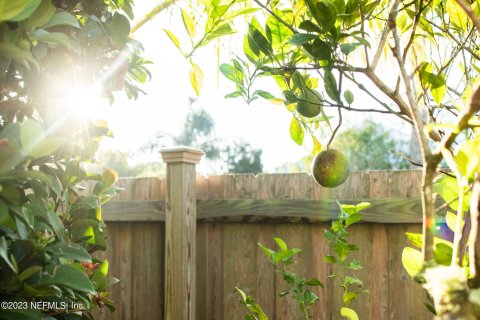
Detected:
left=94, top=147, right=435, bottom=320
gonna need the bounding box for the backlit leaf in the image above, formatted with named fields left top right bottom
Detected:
left=289, top=117, right=304, bottom=145
left=163, top=29, right=183, bottom=54
left=402, top=247, right=423, bottom=277
left=189, top=62, right=204, bottom=95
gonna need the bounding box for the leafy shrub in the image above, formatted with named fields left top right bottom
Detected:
left=0, top=0, right=148, bottom=319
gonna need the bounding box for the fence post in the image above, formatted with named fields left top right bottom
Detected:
left=160, top=146, right=204, bottom=320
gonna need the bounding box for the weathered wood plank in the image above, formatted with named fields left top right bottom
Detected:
left=132, top=223, right=164, bottom=320
left=102, top=200, right=164, bottom=221
left=223, top=224, right=258, bottom=320
left=102, top=197, right=444, bottom=223
left=197, top=198, right=426, bottom=223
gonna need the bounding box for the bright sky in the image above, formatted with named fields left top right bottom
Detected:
left=92, top=1, right=410, bottom=174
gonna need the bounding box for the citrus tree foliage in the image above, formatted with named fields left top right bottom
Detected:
left=0, top=1, right=148, bottom=319
left=166, top=0, right=480, bottom=317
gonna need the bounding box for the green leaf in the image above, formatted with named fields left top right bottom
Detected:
left=30, top=137, right=66, bottom=158
left=344, top=90, right=354, bottom=104
left=429, top=73, right=446, bottom=104
left=341, top=307, right=359, bottom=320
left=306, top=278, right=324, bottom=287
left=43, top=11, right=80, bottom=29
left=0, top=42, right=37, bottom=69
left=38, top=264, right=95, bottom=293
left=274, top=237, right=288, bottom=251
left=0, top=1, right=30, bottom=21
left=108, top=12, right=130, bottom=44
left=347, top=260, right=362, bottom=270
left=434, top=242, right=452, bottom=265
left=47, top=210, right=66, bottom=242
left=91, top=260, right=108, bottom=290
left=324, top=255, right=336, bottom=263
left=47, top=242, right=91, bottom=262
left=163, top=29, right=183, bottom=54
left=405, top=232, right=423, bottom=248
left=402, top=247, right=423, bottom=277
left=204, top=22, right=235, bottom=45
left=266, top=14, right=293, bottom=50
left=304, top=39, right=331, bottom=60
left=18, top=266, right=42, bottom=282
left=247, top=18, right=272, bottom=56
left=340, top=43, right=360, bottom=55
left=433, top=175, right=471, bottom=211
left=355, top=202, right=371, bottom=212
left=312, top=135, right=322, bottom=154
left=299, top=20, right=322, bottom=33
left=220, top=63, right=244, bottom=85
left=253, top=90, right=275, bottom=100
left=287, top=33, right=318, bottom=46
left=20, top=118, right=43, bottom=154
left=343, top=291, right=358, bottom=306
left=446, top=211, right=464, bottom=232
left=258, top=243, right=275, bottom=260
left=324, top=69, right=339, bottom=102
left=316, top=2, right=337, bottom=31
left=27, top=0, right=56, bottom=28
left=289, top=117, right=304, bottom=145
left=345, top=213, right=362, bottom=226
left=224, top=91, right=243, bottom=99
left=446, top=0, right=468, bottom=29
left=181, top=9, right=195, bottom=38
left=0, top=236, right=18, bottom=273
left=189, top=62, right=204, bottom=95
left=456, top=139, right=480, bottom=178
left=33, top=30, right=79, bottom=51
left=5, top=0, right=41, bottom=22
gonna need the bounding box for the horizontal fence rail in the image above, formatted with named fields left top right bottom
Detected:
left=94, top=164, right=435, bottom=320
left=103, top=197, right=445, bottom=223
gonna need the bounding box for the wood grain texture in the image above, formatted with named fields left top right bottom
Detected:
left=98, top=171, right=434, bottom=320
left=102, top=197, right=440, bottom=223
left=164, top=163, right=197, bottom=320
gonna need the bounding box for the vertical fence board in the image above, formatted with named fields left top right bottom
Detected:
left=132, top=223, right=163, bottom=319
left=310, top=223, right=332, bottom=320
left=255, top=224, right=276, bottom=318
left=223, top=223, right=258, bottom=320
left=196, top=175, right=209, bottom=320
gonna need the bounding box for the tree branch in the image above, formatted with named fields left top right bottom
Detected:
left=130, top=0, right=179, bottom=34
left=389, top=1, right=438, bottom=260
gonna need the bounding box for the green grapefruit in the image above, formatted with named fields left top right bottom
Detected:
left=296, top=90, right=322, bottom=118
left=312, top=149, right=350, bottom=188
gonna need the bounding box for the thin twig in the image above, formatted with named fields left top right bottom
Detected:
left=252, top=0, right=297, bottom=34
left=130, top=0, right=178, bottom=34
left=391, top=149, right=455, bottom=178
left=327, top=105, right=342, bottom=149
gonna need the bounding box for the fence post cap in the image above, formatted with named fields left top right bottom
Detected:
left=160, top=146, right=204, bottom=164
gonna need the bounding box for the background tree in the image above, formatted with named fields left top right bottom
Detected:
left=332, top=119, right=410, bottom=170
left=139, top=107, right=264, bottom=174
left=279, top=119, right=409, bottom=172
